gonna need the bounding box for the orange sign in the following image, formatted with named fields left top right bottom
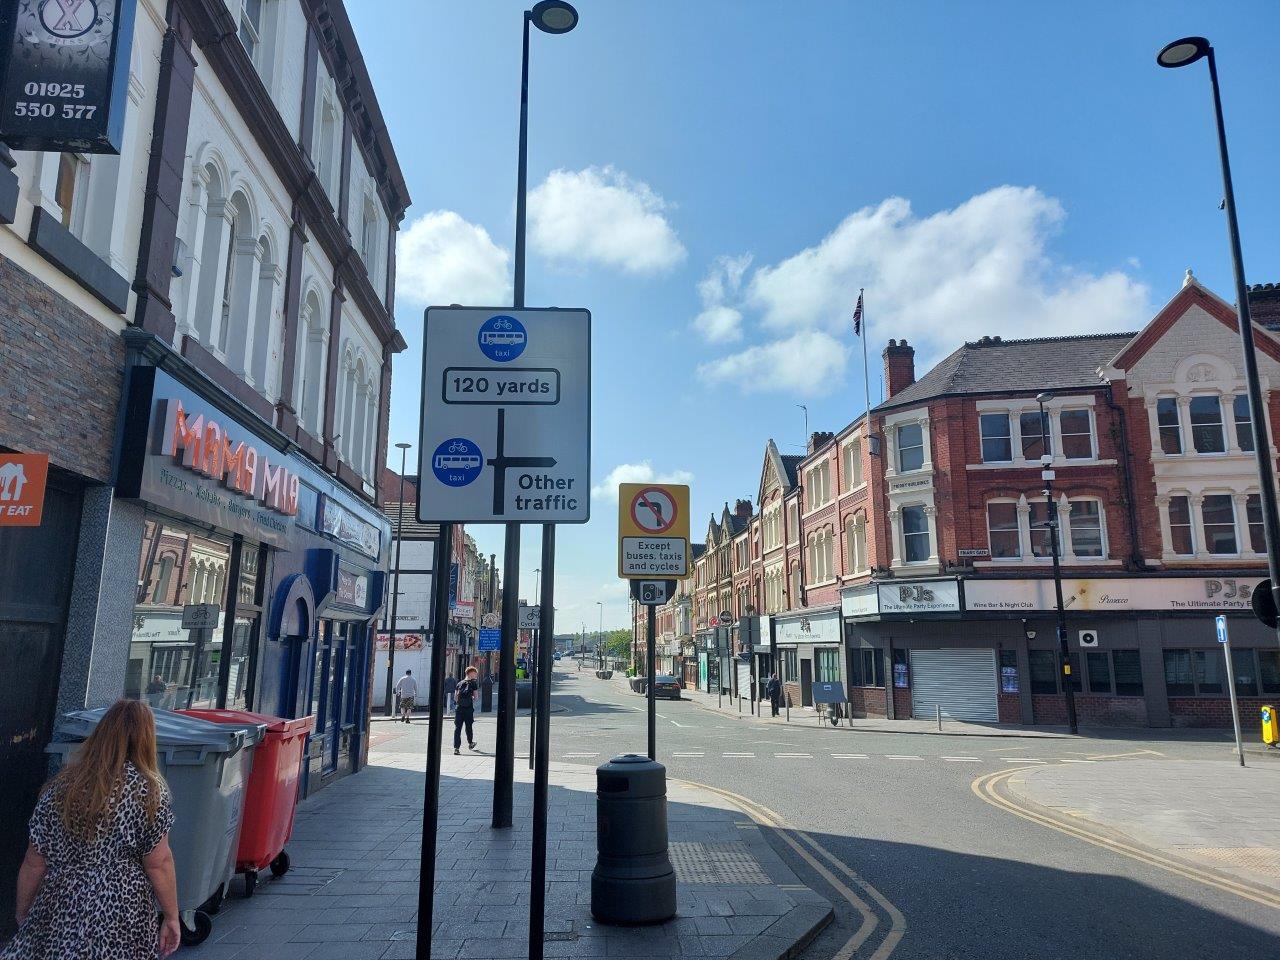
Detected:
left=0, top=453, right=49, bottom=526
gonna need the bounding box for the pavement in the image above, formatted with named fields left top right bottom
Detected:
left=996, top=758, right=1280, bottom=897
left=182, top=716, right=831, bottom=959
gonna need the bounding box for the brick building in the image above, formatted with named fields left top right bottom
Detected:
left=0, top=0, right=408, bottom=932
left=645, top=272, right=1280, bottom=730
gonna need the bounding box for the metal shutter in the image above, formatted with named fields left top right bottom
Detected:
left=910, top=649, right=998, bottom=722
left=736, top=661, right=751, bottom=696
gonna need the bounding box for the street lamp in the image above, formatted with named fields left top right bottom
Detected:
left=597, top=600, right=604, bottom=668
left=384, top=442, right=412, bottom=717
left=1157, top=36, right=1280, bottom=633
left=1036, top=393, right=1078, bottom=735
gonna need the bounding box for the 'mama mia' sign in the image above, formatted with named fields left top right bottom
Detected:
left=0, top=0, right=136, bottom=153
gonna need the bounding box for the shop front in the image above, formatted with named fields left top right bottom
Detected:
left=116, top=362, right=388, bottom=794
left=774, top=609, right=842, bottom=708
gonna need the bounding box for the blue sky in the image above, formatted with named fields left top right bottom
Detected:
left=349, top=0, right=1280, bottom=633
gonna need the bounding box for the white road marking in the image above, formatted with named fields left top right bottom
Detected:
left=562, top=753, right=598, bottom=758
left=1058, top=759, right=1095, bottom=763
left=669, top=721, right=691, bottom=728
left=672, top=752, right=704, bottom=757
left=774, top=753, right=813, bottom=758
left=832, top=754, right=868, bottom=759
left=723, top=752, right=756, bottom=758
left=886, top=755, right=922, bottom=760
left=1000, top=758, right=1046, bottom=763
left=942, top=757, right=982, bottom=762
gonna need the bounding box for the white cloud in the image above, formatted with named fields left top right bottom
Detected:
left=693, top=254, right=752, bottom=343
left=697, top=186, right=1149, bottom=395
left=395, top=210, right=509, bottom=307
left=529, top=166, right=686, bottom=274
left=697, top=330, right=848, bottom=396
left=591, top=461, right=695, bottom=501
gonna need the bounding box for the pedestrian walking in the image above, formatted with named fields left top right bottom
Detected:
left=2, top=700, right=180, bottom=959
left=765, top=673, right=781, bottom=718
left=444, top=673, right=457, bottom=715
left=453, top=666, right=480, bottom=755
left=393, top=669, right=417, bottom=723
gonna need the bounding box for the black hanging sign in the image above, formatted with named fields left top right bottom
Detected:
left=0, top=0, right=137, bottom=154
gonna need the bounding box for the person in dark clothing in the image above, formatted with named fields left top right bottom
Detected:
left=453, top=666, right=479, bottom=754
left=765, top=673, right=781, bottom=717
left=444, top=674, right=457, bottom=715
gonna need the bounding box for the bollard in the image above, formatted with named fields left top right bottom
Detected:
left=936, top=703, right=942, bottom=732
left=786, top=694, right=790, bottom=722
left=591, top=755, right=677, bottom=924
left=737, top=691, right=742, bottom=713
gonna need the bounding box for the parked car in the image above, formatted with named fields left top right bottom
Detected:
left=652, top=675, right=682, bottom=700
left=553, top=652, right=562, bottom=661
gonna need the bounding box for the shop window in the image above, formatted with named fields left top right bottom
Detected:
left=1020, top=411, right=1051, bottom=461
left=1156, top=398, right=1182, bottom=455
left=902, top=505, right=930, bottom=563
left=848, top=647, right=884, bottom=688
left=780, top=649, right=798, bottom=682
left=1246, top=495, right=1266, bottom=554
left=1028, top=650, right=1057, bottom=694
left=55, top=153, right=86, bottom=232
left=1233, top=394, right=1254, bottom=452
left=894, top=648, right=911, bottom=688
left=1086, top=651, right=1111, bottom=694
left=1112, top=649, right=1144, bottom=696
left=1189, top=396, right=1225, bottom=453
left=1059, top=409, right=1093, bottom=459
left=1168, top=496, right=1195, bottom=555
left=1163, top=650, right=1194, bottom=696
left=896, top=423, right=924, bottom=472
left=1201, top=495, right=1238, bottom=554
left=980, top=413, right=1012, bottom=462
left=1231, top=647, right=1258, bottom=697
left=815, top=649, right=840, bottom=682
left=1260, top=650, right=1280, bottom=695
left=1193, top=649, right=1224, bottom=694
left=986, top=501, right=1021, bottom=559
left=1068, top=501, right=1104, bottom=558
left=999, top=649, right=1018, bottom=693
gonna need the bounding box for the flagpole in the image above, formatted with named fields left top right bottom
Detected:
left=859, top=288, right=871, bottom=419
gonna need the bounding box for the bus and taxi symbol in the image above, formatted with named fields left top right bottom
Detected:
left=477, top=315, right=528, bottom=362
left=432, top=438, right=483, bottom=488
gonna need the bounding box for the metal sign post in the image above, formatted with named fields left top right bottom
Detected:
left=414, top=522, right=453, bottom=960
left=529, top=524, right=558, bottom=956
left=1217, top=615, right=1246, bottom=767
left=647, top=603, right=657, bottom=759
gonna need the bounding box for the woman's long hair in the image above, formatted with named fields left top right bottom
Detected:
left=52, top=700, right=165, bottom=840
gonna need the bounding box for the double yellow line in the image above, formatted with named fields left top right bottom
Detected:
left=681, top=778, right=906, bottom=960
left=973, top=767, right=1280, bottom=911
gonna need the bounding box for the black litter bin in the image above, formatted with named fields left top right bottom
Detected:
left=591, top=754, right=676, bottom=924
left=481, top=674, right=494, bottom=712
left=516, top=679, right=532, bottom=709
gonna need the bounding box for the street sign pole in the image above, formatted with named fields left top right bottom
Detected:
left=1218, top=615, right=1246, bottom=767
left=415, top=521, right=453, bottom=960
left=528, top=626, right=539, bottom=769
left=493, top=525, right=519, bottom=829
left=647, top=602, right=656, bottom=760
left=529, top=523, right=557, bottom=957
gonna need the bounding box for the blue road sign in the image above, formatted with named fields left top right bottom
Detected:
left=477, top=314, right=527, bottom=362
left=449, top=563, right=458, bottom=611
left=479, top=628, right=501, bottom=652
left=432, top=437, right=483, bottom=488
left=1215, top=614, right=1229, bottom=644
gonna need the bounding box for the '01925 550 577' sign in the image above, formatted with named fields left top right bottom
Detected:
left=0, top=0, right=137, bottom=153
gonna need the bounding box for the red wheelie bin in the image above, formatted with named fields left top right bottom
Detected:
left=180, top=709, right=314, bottom=895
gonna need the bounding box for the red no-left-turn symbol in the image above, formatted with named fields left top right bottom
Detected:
left=630, top=487, right=678, bottom=534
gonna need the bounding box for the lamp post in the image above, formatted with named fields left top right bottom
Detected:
left=1157, top=36, right=1280, bottom=634
left=1036, top=393, right=1078, bottom=734
left=384, top=442, right=412, bottom=717
left=597, top=600, right=604, bottom=668
left=492, top=0, right=579, bottom=841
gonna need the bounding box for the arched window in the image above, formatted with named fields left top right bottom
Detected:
left=189, top=164, right=227, bottom=345
left=360, top=196, right=380, bottom=275
left=296, top=288, right=327, bottom=433
left=249, top=233, right=282, bottom=396
left=352, top=358, right=369, bottom=474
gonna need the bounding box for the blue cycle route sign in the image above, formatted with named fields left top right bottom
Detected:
left=432, top=438, right=483, bottom=488
left=477, top=314, right=527, bottom=362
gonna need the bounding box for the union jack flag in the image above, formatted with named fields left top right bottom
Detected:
left=852, top=292, right=864, bottom=336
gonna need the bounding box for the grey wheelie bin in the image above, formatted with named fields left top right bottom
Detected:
left=47, top=707, right=265, bottom=946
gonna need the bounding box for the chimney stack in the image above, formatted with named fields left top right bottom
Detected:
left=806, top=431, right=835, bottom=455
left=883, top=338, right=916, bottom=398
left=734, top=499, right=753, bottom=519
left=1248, top=283, right=1280, bottom=332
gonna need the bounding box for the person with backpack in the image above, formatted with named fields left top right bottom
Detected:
left=453, top=667, right=480, bottom=754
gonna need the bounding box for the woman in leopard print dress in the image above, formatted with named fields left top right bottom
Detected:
left=2, top=701, right=180, bottom=959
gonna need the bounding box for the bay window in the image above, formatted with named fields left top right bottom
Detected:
left=1156, top=397, right=1182, bottom=454
left=1020, top=411, right=1051, bottom=460
left=1201, top=494, right=1237, bottom=554
left=1059, top=409, right=1093, bottom=459
left=986, top=501, right=1021, bottom=559
left=897, top=423, right=925, bottom=472
left=1189, top=396, right=1225, bottom=453
left=902, top=505, right=930, bottom=563
left=1233, top=394, right=1254, bottom=452
left=980, top=413, right=1012, bottom=462
left=1168, top=496, right=1194, bottom=555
